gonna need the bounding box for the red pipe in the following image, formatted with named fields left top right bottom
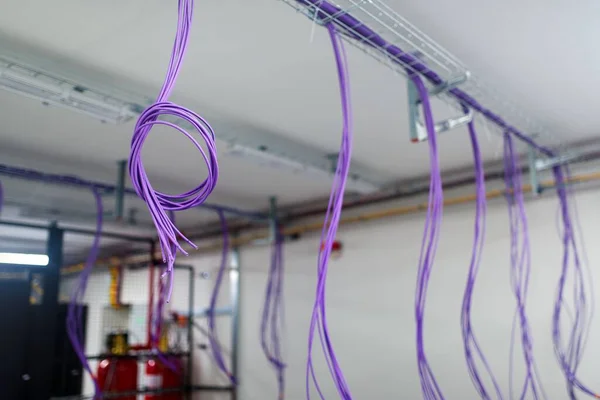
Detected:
left=147, top=242, right=157, bottom=348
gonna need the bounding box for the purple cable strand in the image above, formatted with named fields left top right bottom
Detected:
left=150, top=204, right=183, bottom=377
left=551, top=167, right=598, bottom=399
left=410, top=73, right=444, bottom=400
left=148, top=210, right=181, bottom=374
left=261, top=228, right=286, bottom=399
left=150, top=266, right=181, bottom=374
left=128, top=0, right=218, bottom=302
left=503, top=134, right=546, bottom=400
left=460, top=113, right=504, bottom=400
left=207, top=210, right=236, bottom=383
left=306, top=23, right=353, bottom=400
left=66, top=187, right=103, bottom=397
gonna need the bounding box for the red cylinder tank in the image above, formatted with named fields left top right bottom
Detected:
left=97, top=332, right=138, bottom=400
left=97, top=357, right=138, bottom=400
left=144, top=356, right=183, bottom=400
left=144, top=333, right=184, bottom=400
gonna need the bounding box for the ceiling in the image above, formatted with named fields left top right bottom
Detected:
left=0, top=0, right=599, bottom=244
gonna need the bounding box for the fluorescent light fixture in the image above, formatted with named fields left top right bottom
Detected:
left=0, top=252, right=49, bottom=266
left=224, top=143, right=380, bottom=194
left=0, top=58, right=138, bottom=124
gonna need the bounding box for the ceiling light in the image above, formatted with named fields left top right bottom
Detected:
left=0, top=252, right=49, bottom=266
left=224, top=143, right=380, bottom=194
left=0, top=57, right=139, bottom=124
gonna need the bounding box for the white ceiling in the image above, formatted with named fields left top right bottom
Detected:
left=0, top=0, right=599, bottom=237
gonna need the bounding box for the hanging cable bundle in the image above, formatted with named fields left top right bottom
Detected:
left=128, top=0, right=218, bottom=301
left=552, top=166, right=598, bottom=398
left=503, top=134, right=546, bottom=399
left=409, top=74, right=445, bottom=400
left=150, top=211, right=176, bottom=338
left=261, top=226, right=286, bottom=399
left=460, top=114, right=503, bottom=400
left=150, top=262, right=181, bottom=373
left=66, top=187, right=103, bottom=397
left=306, top=23, right=353, bottom=400
left=207, top=210, right=235, bottom=382
left=151, top=266, right=165, bottom=349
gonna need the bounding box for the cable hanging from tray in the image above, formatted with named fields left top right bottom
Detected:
left=207, top=210, right=236, bottom=383
left=66, top=186, right=104, bottom=398
left=461, top=109, right=503, bottom=399
left=261, top=199, right=286, bottom=400
left=306, top=21, right=354, bottom=400
left=551, top=166, right=598, bottom=398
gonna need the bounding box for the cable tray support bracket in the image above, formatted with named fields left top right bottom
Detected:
left=528, top=144, right=591, bottom=195
left=407, top=72, right=472, bottom=143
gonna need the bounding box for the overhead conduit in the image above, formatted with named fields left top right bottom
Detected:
left=61, top=171, right=600, bottom=274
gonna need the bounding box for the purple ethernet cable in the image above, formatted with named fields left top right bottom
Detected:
left=207, top=210, right=236, bottom=383
left=503, top=133, right=546, bottom=400
left=561, top=166, right=596, bottom=374
left=149, top=210, right=181, bottom=374
left=409, top=73, right=444, bottom=400
left=306, top=23, right=353, bottom=400
left=128, top=0, right=219, bottom=302
left=151, top=262, right=181, bottom=374
left=66, top=187, right=103, bottom=397
left=551, top=166, right=599, bottom=399
left=261, top=227, right=286, bottom=399
left=460, top=112, right=504, bottom=400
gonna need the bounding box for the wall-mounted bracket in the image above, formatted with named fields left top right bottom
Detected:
left=408, top=72, right=472, bottom=143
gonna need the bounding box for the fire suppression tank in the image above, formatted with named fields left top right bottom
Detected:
left=97, top=332, right=138, bottom=400
left=144, top=333, right=184, bottom=399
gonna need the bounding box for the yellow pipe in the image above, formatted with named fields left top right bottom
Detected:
left=62, top=255, right=121, bottom=275
left=109, top=265, right=123, bottom=309
left=62, top=171, right=600, bottom=273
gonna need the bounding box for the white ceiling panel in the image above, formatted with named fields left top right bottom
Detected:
left=0, top=0, right=598, bottom=241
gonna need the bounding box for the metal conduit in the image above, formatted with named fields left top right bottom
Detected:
left=62, top=171, right=600, bottom=274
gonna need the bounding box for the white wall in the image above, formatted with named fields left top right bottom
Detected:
left=236, top=187, right=600, bottom=399
left=70, top=186, right=600, bottom=399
